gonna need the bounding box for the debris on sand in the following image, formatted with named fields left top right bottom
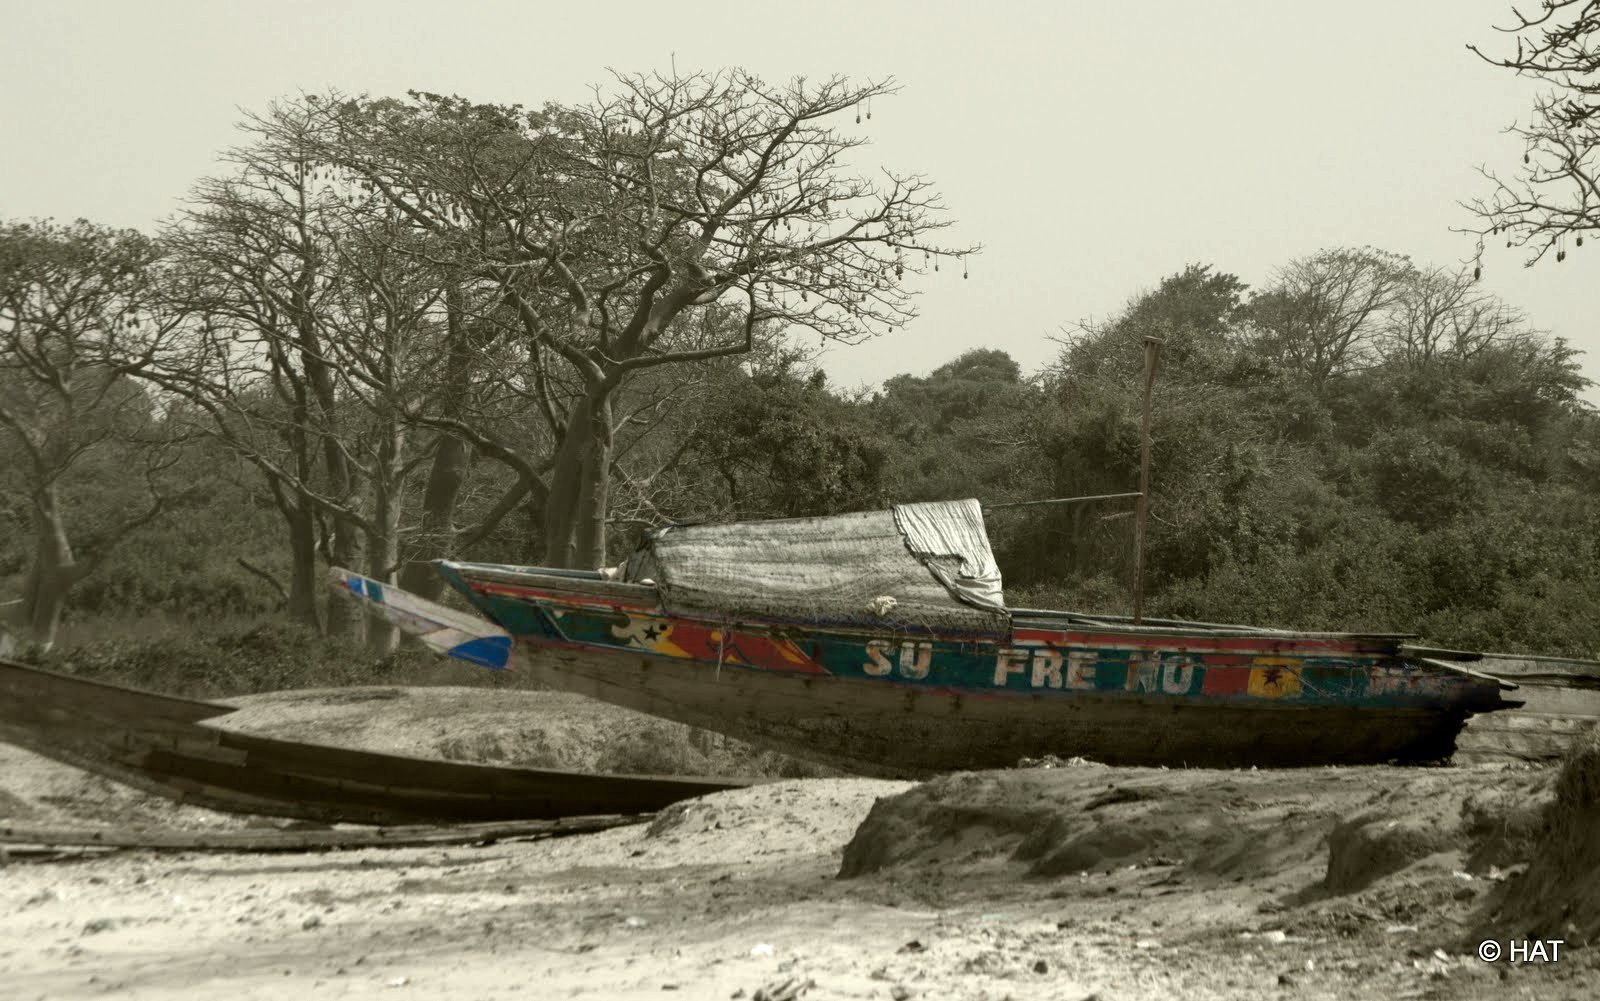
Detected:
left=1016, top=754, right=1102, bottom=769
left=750, top=975, right=814, bottom=1001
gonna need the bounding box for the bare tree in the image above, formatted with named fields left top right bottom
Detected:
left=1381, top=263, right=1529, bottom=368
left=1463, top=1, right=1600, bottom=268
left=280, top=70, right=975, bottom=568
left=1247, top=247, right=1414, bottom=385
left=316, top=209, right=451, bottom=651
left=157, top=125, right=371, bottom=636
left=0, top=220, right=187, bottom=652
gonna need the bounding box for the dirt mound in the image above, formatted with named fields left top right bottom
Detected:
left=214, top=686, right=829, bottom=778
left=838, top=768, right=1342, bottom=883
left=1323, top=814, right=1452, bottom=894
left=1476, top=732, right=1600, bottom=947
left=838, top=765, right=1554, bottom=898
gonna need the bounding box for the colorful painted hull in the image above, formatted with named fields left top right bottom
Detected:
left=413, top=561, right=1518, bottom=776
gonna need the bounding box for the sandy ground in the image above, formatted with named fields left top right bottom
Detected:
left=2, top=688, right=1597, bottom=1001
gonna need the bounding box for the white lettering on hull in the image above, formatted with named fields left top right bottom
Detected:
left=899, top=641, right=932, bottom=680
left=1125, top=656, right=1160, bottom=692
left=992, top=648, right=1200, bottom=694
left=864, top=640, right=934, bottom=680
left=993, top=647, right=1030, bottom=686
left=864, top=640, right=894, bottom=677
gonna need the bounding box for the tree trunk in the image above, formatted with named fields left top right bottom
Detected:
left=283, top=493, right=321, bottom=630
left=399, top=286, right=475, bottom=600
left=571, top=403, right=613, bottom=569
left=398, top=433, right=470, bottom=600
left=522, top=486, right=546, bottom=564
left=268, top=354, right=324, bottom=632
left=17, top=484, right=80, bottom=654
left=324, top=510, right=367, bottom=643
left=364, top=421, right=405, bottom=655
left=293, top=311, right=365, bottom=642
left=542, top=394, right=614, bottom=570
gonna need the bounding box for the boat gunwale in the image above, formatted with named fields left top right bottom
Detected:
left=440, top=561, right=1420, bottom=646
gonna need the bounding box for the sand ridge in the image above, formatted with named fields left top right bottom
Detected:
left=2, top=687, right=1596, bottom=1000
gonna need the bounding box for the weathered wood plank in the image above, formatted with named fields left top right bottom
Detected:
left=1454, top=706, right=1600, bottom=765
left=0, top=814, right=645, bottom=853
left=0, top=657, right=756, bottom=825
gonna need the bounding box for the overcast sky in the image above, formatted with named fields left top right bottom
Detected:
left=3, top=1, right=1592, bottom=399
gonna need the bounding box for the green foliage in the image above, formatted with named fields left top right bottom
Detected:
left=998, top=253, right=1600, bottom=656
left=1361, top=427, right=1479, bottom=525
left=13, top=236, right=1600, bottom=686
left=871, top=348, right=1044, bottom=569
left=21, top=617, right=430, bottom=698
left=676, top=359, right=890, bottom=520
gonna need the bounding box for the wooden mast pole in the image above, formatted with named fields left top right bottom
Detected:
left=1132, top=336, right=1164, bottom=625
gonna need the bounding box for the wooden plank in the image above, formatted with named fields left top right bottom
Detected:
left=0, top=814, right=646, bottom=853
left=1412, top=657, right=1521, bottom=690
left=210, top=727, right=746, bottom=798
left=1403, top=647, right=1600, bottom=685
left=1455, top=710, right=1599, bottom=765
left=1502, top=684, right=1600, bottom=717
left=0, top=660, right=234, bottom=722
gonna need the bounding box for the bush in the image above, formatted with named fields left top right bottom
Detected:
left=25, top=617, right=427, bottom=699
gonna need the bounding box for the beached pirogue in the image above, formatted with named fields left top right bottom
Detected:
left=335, top=499, right=1519, bottom=776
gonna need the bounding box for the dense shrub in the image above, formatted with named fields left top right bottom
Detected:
left=23, top=618, right=429, bottom=698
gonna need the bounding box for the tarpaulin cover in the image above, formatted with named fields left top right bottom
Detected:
left=624, top=499, right=1009, bottom=636
left=893, top=499, right=1007, bottom=614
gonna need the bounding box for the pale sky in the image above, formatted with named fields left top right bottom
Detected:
left=4, top=1, right=1593, bottom=400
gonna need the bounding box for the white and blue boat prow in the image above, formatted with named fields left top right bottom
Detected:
left=330, top=568, right=513, bottom=670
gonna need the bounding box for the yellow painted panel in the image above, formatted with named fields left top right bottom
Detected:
left=1248, top=658, right=1302, bottom=698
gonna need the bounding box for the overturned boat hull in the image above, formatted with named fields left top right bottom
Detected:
left=0, top=657, right=753, bottom=824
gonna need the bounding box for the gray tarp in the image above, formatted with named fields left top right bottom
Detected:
left=625, top=499, right=1009, bottom=636
left=893, top=499, right=1006, bottom=614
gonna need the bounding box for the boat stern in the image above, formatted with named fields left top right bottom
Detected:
left=328, top=567, right=514, bottom=669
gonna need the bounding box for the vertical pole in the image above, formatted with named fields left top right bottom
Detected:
left=1132, top=336, right=1163, bottom=625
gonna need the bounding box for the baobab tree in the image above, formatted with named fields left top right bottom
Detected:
left=158, top=121, right=378, bottom=637
left=1464, top=0, right=1600, bottom=270
left=272, top=70, right=976, bottom=569
left=160, top=109, right=500, bottom=645
left=0, top=219, right=186, bottom=652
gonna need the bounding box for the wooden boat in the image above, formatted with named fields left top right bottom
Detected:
left=0, top=657, right=753, bottom=824
left=333, top=499, right=1522, bottom=777
left=1423, top=648, right=1600, bottom=765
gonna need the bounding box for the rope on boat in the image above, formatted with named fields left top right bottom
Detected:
left=981, top=492, right=1143, bottom=514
